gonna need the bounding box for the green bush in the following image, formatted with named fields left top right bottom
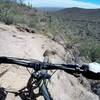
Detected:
left=0, top=2, right=38, bottom=27
left=79, top=40, right=100, bottom=62
left=3, top=15, right=14, bottom=25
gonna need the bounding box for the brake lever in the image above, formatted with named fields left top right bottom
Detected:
left=79, top=63, right=100, bottom=79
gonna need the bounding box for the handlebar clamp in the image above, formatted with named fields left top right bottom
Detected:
left=29, top=62, right=43, bottom=71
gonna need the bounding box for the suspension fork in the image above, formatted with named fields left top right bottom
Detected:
left=39, top=55, right=53, bottom=100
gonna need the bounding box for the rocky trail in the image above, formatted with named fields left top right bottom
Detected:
left=0, top=23, right=99, bottom=100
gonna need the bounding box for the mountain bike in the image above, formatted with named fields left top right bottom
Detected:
left=0, top=56, right=100, bottom=100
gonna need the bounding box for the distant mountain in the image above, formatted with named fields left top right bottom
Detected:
left=37, top=7, right=64, bottom=12
left=59, top=7, right=100, bottom=15
left=55, top=7, right=100, bottom=21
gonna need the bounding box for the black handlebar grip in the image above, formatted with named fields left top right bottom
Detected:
left=0, top=57, right=8, bottom=64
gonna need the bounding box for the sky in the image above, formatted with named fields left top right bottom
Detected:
left=24, top=0, right=100, bottom=9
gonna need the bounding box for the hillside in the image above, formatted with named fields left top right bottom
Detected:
left=47, top=7, right=100, bottom=62
left=50, top=7, right=100, bottom=39
left=0, top=2, right=100, bottom=99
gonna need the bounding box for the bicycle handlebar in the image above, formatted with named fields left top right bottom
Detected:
left=0, top=56, right=100, bottom=79
left=0, top=56, right=82, bottom=72
left=0, top=56, right=43, bottom=69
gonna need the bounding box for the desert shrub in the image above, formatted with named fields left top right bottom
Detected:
left=2, top=15, right=14, bottom=25
left=0, top=2, right=38, bottom=27
left=79, top=40, right=100, bottom=62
